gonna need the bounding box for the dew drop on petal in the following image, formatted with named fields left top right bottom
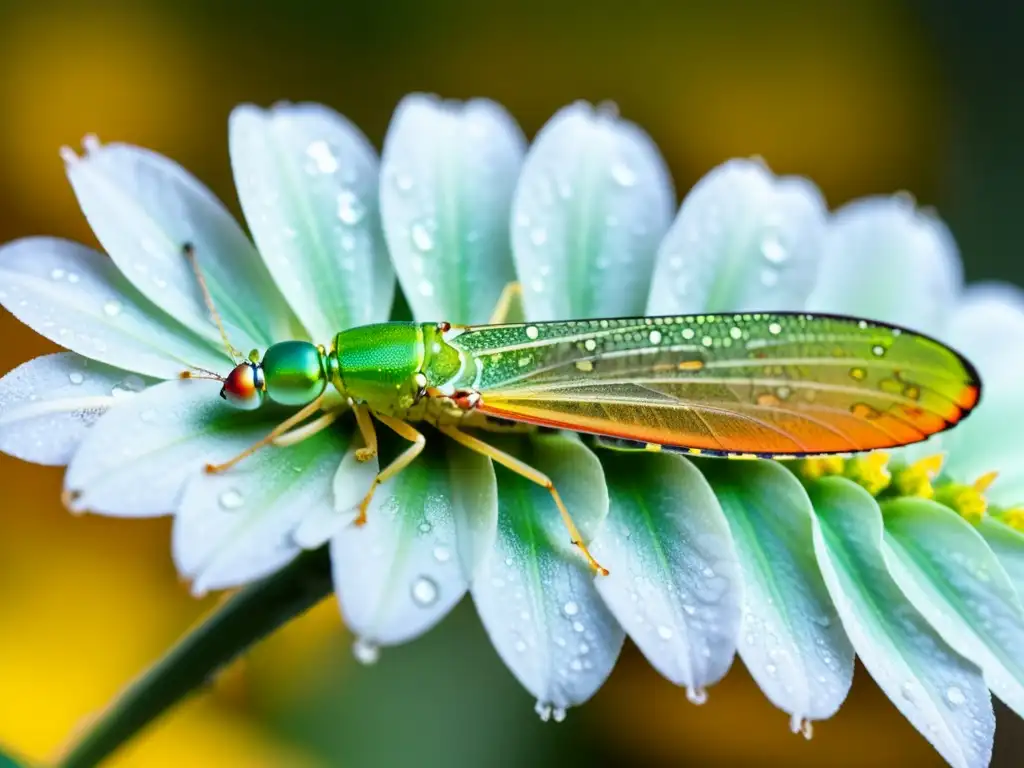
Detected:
left=611, top=161, right=637, bottom=187
left=411, top=222, right=434, bottom=252
left=306, top=140, right=338, bottom=173
left=432, top=545, right=451, bottom=563
left=657, top=625, right=673, bottom=640
left=686, top=686, right=708, bottom=705
left=411, top=575, right=439, bottom=607
left=563, top=601, right=579, bottom=617
left=218, top=489, right=245, bottom=510
left=530, top=227, right=548, bottom=246
left=68, top=372, right=85, bottom=385
left=395, top=173, right=414, bottom=193
left=418, top=280, right=435, bottom=297
left=946, top=685, right=966, bottom=707
left=534, top=700, right=553, bottom=722
left=336, top=190, right=366, bottom=224
left=418, top=521, right=432, bottom=533
left=761, top=232, right=787, bottom=264
left=67, top=273, right=80, bottom=284
left=50, top=268, right=65, bottom=280
left=352, top=637, right=380, bottom=665
left=552, top=707, right=567, bottom=723
left=103, top=300, right=122, bottom=317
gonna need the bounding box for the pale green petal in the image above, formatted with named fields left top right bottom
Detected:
left=977, top=518, right=1024, bottom=595
left=380, top=94, right=525, bottom=324
left=0, top=353, right=155, bottom=466
left=882, top=497, right=1024, bottom=719
left=331, top=436, right=497, bottom=646
left=704, top=460, right=853, bottom=723
left=647, top=159, right=826, bottom=316
left=65, top=139, right=296, bottom=348
left=511, top=102, right=673, bottom=321
left=173, top=424, right=350, bottom=595
left=590, top=452, right=741, bottom=696
left=0, top=238, right=229, bottom=378
left=471, top=433, right=622, bottom=712
left=64, top=379, right=278, bottom=517
left=229, top=103, right=394, bottom=340
left=806, top=196, right=962, bottom=338
left=809, top=477, right=993, bottom=768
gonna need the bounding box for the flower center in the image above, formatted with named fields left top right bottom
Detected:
left=796, top=454, right=1023, bottom=530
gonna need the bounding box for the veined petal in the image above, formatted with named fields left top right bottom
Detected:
left=0, top=238, right=229, bottom=378
left=64, top=379, right=279, bottom=517
left=646, top=159, right=826, bottom=316
left=809, top=477, right=993, bottom=768
left=65, top=139, right=297, bottom=348
left=590, top=452, right=741, bottom=697
left=174, top=422, right=350, bottom=595
left=331, top=434, right=497, bottom=646
left=703, top=460, right=853, bottom=724
left=380, top=94, right=525, bottom=324
left=0, top=353, right=155, bottom=466
left=230, top=103, right=394, bottom=340
left=512, top=102, right=673, bottom=321
left=806, top=196, right=962, bottom=337
left=977, top=518, right=1024, bottom=597
left=471, top=433, right=622, bottom=712
left=882, top=497, right=1024, bottom=719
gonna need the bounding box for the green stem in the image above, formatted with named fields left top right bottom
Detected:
left=56, top=547, right=334, bottom=768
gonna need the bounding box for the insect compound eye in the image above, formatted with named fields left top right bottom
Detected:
left=220, top=362, right=265, bottom=411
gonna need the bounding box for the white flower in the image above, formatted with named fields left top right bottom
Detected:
left=1, top=94, right=1022, bottom=767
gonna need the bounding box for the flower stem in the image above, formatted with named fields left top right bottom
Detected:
left=55, top=548, right=334, bottom=768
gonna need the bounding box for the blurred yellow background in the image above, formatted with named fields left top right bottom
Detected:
left=1, top=0, right=1022, bottom=765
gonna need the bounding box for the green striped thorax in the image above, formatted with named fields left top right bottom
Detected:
left=218, top=322, right=464, bottom=414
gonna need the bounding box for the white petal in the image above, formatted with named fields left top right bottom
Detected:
left=978, top=518, right=1024, bottom=595
left=331, top=436, right=497, bottom=646
left=230, top=103, right=394, bottom=340
left=293, top=439, right=379, bottom=549
left=882, top=498, right=1024, bottom=719
left=591, top=452, right=741, bottom=696
left=806, top=196, right=962, bottom=337
left=66, top=139, right=296, bottom=348
left=380, top=93, right=526, bottom=324
left=471, top=434, right=623, bottom=711
left=647, top=159, right=826, bottom=316
left=0, top=353, right=155, bottom=466
left=704, top=460, right=854, bottom=723
left=64, top=379, right=277, bottom=517
left=174, top=424, right=350, bottom=594
left=0, top=238, right=229, bottom=377
left=809, top=478, right=993, bottom=768
left=512, top=102, right=674, bottom=320
left=945, top=281, right=1024, bottom=382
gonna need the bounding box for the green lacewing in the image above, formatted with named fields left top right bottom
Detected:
left=185, top=248, right=980, bottom=574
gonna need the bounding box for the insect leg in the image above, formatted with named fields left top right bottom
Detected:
left=353, top=404, right=378, bottom=462
left=437, top=425, right=609, bottom=576
left=205, top=394, right=326, bottom=474
left=354, top=414, right=426, bottom=526
left=272, top=409, right=343, bottom=447
left=488, top=281, right=523, bottom=324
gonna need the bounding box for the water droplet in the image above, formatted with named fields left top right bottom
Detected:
left=686, top=686, right=708, bottom=705
left=68, top=372, right=85, bottom=385
left=657, top=625, right=673, bottom=640
left=336, top=190, right=365, bottom=224
left=306, top=140, right=338, bottom=173
left=563, top=601, right=579, bottom=617
left=530, top=227, right=548, bottom=246
left=578, top=642, right=590, bottom=654
left=569, top=658, right=583, bottom=672
left=67, top=273, right=80, bottom=284
left=433, top=545, right=451, bottom=563
left=50, top=268, right=66, bottom=280
left=872, top=345, right=886, bottom=357
left=534, top=700, right=553, bottom=722
left=525, top=325, right=539, bottom=340
left=217, top=489, right=244, bottom=510
left=611, top=161, right=637, bottom=187
left=901, top=681, right=916, bottom=702
left=352, top=637, right=380, bottom=665
left=761, top=232, right=787, bottom=264
left=572, top=621, right=585, bottom=633
left=411, top=576, right=439, bottom=607
left=411, top=222, right=434, bottom=251
left=103, top=299, right=122, bottom=317
left=649, top=329, right=662, bottom=345
left=515, top=640, right=527, bottom=653
left=395, top=173, right=414, bottom=192
left=946, top=685, right=966, bottom=707
left=552, top=707, right=567, bottom=723
left=418, top=280, right=435, bottom=297
left=766, top=663, right=777, bottom=676
left=418, top=521, right=432, bottom=533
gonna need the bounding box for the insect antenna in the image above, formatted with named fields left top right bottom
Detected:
left=182, top=242, right=244, bottom=362
left=179, top=366, right=225, bottom=382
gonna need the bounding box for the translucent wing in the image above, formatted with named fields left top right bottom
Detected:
left=447, top=313, right=980, bottom=456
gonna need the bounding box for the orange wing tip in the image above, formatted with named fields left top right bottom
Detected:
left=956, top=383, right=980, bottom=412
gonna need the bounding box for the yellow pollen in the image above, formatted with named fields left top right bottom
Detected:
left=799, top=456, right=846, bottom=481
left=844, top=451, right=891, bottom=496
left=935, top=482, right=988, bottom=525
left=998, top=508, right=1024, bottom=532
left=974, top=471, right=999, bottom=493
left=891, top=453, right=944, bottom=499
